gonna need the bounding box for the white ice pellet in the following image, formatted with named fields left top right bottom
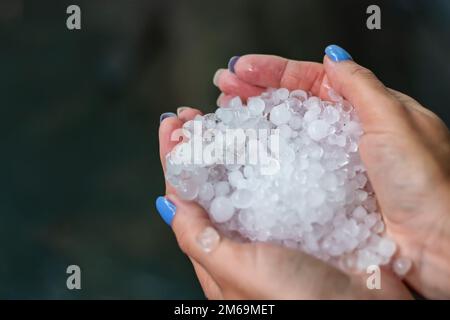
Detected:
left=215, top=107, right=233, bottom=123
left=364, top=213, right=378, bottom=228
left=247, top=97, right=266, bottom=116
left=228, top=170, right=244, bottom=188
left=198, top=182, right=214, bottom=201
left=270, top=103, right=291, bottom=125
left=165, top=88, right=402, bottom=274
left=210, top=196, right=235, bottom=223
left=214, top=181, right=230, bottom=196
left=288, top=115, right=303, bottom=130
left=278, top=124, right=293, bottom=138
left=323, top=105, right=340, bottom=124
left=176, top=178, right=199, bottom=200
left=392, top=257, right=412, bottom=277
left=352, top=206, right=367, bottom=221
left=276, top=88, right=290, bottom=100
left=304, top=96, right=321, bottom=110
left=307, top=120, right=330, bottom=141
left=377, top=238, right=397, bottom=257
left=243, top=166, right=254, bottom=178
left=229, top=96, right=243, bottom=109
left=231, top=189, right=253, bottom=209
left=289, top=89, right=308, bottom=101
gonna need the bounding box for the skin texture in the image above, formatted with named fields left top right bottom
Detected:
left=158, top=54, right=450, bottom=299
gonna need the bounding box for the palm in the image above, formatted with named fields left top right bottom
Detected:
left=157, top=54, right=450, bottom=299
left=358, top=94, right=450, bottom=297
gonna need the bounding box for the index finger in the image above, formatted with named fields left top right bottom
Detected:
left=159, top=108, right=205, bottom=194
left=232, top=54, right=328, bottom=97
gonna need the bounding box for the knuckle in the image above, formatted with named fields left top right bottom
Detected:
left=220, top=77, right=239, bottom=93
left=279, top=60, right=299, bottom=89
left=349, top=65, right=374, bottom=80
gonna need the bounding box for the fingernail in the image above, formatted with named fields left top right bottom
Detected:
left=177, top=106, right=190, bottom=116
left=212, top=69, right=224, bottom=86
left=216, top=93, right=225, bottom=107
left=160, top=112, right=176, bottom=123
left=227, top=56, right=240, bottom=73
left=325, top=45, right=353, bottom=62
left=196, top=226, right=220, bottom=253
left=155, top=196, right=176, bottom=225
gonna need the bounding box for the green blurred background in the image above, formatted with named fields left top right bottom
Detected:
left=0, top=0, right=449, bottom=298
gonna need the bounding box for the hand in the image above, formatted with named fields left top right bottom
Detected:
left=212, top=46, right=450, bottom=298
left=156, top=100, right=411, bottom=300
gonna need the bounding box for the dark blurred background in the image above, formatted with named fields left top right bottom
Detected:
left=0, top=0, right=449, bottom=299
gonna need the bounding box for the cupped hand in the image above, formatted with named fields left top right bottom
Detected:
left=157, top=107, right=411, bottom=300
left=212, top=46, right=450, bottom=298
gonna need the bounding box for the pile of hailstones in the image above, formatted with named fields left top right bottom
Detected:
left=165, top=88, right=411, bottom=276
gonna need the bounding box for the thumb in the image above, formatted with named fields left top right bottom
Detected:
left=323, top=45, right=412, bottom=134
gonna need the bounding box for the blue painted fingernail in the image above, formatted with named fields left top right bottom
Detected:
left=160, top=112, right=176, bottom=123
left=325, top=45, right=353, bottom=62
left=228, top=56, right=240, bottom=73
left=155, top=196, right=176, bottom=226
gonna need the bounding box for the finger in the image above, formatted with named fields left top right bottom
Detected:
left=216, top=93, right=234, bottom=108
left=323, top=45, right=414, bottom=133
left=190, top=258, right=223, bottom=299
left=158, top=114, right=182, bottom=191
left=159, top=107, right=204, bottom=166
left=167, top=194, right=246, bottom=282
left=213, top=69, right=265, bottom=100
left=159, top=108, right=204, bottom=194
left=232, top=54, right=326, bottom=97
left=157, top=113, right=223, bottom=300
left=157, top=195, right=411, bottom=299
left=177, top=107, right=203, bottom=122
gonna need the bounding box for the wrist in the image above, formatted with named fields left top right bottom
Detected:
left=408, top=184, right=450, bottom=298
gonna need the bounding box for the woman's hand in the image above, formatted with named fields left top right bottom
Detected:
left=211, top=46, right=450, bottom=298
left=156, top=102, right=412, bottom=300
left=157, top=191, right=411, bottom=299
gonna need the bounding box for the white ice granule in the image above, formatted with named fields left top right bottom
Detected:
left=392, top=257, right=413, bottom=277
left=165, top=87, right=409, bottom=274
